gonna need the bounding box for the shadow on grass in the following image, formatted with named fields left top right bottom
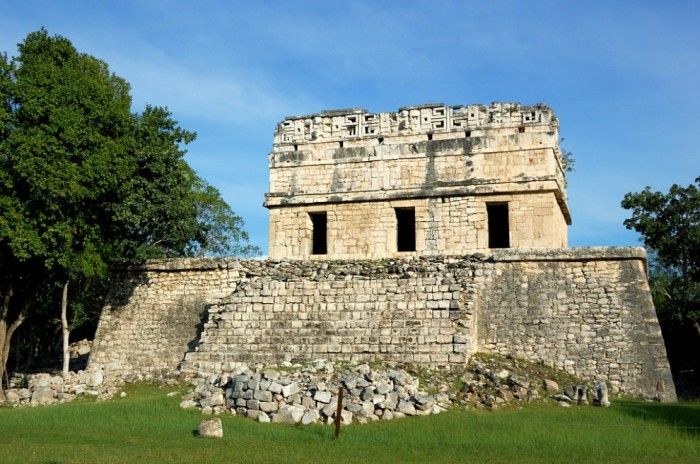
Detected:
left=616, top=401, right=700, bottom=436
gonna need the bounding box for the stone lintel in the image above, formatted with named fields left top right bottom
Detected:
left=263, top=179, right=572, bottom=225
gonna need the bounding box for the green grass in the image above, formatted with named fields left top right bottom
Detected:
left=1, top=384, right=698, bottom=464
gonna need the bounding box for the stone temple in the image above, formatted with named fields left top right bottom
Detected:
left=89, top=102, right=676, bottom=400
left=266, top=103, right=569, bottom=259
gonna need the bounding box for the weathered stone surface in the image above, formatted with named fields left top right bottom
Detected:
left=5, top=390, right=21, bottom=404
left=301, top=409, right=320, bottom=425
left=313, top=390, right=332, bottom=404
left=90, top=249, right=675, bottom=400
left=267, top=103, right=569, bottom=260
left=543, top=379, right=559, bottom=393
left=281, top=382, right=300, bottom=398
left=271, top=411, right=295, bottom=424
left=593, top=382, right=610, bottom=407
left=397, top=400, right=416, bottom=416
left=198, top=418, right=223, bottom=438
left=31, top=387, right=55, bottom=406
left=253, top=390, right=272, bottom=402
left=247, top=410, right=268, bottom=421
left=87, top=371, right=104, bottom=388
left=268, top=382, right=283, bottom=394
left=180, top=399, right=198, bottom=409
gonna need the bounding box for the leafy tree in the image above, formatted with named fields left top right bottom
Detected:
left=621, top=177, right=699, bottom=331
left=622, top=178, right=699, bottom=397
left=0, top=29, right=259, bottom=392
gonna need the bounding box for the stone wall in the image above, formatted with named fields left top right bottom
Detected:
left=89, top=248, right=675, bottom=399
left=269, top=192, right=567, bottom=259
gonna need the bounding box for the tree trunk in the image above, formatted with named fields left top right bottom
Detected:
left=0, top=286, right=27, bottom=401
left=0, top=287, right=12, bottom=400
left=61, top=281, right=70, bottom=376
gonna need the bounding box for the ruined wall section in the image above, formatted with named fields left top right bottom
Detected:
left=89, top=260, right=237, bottom=375
left=181, top=261, right=476, bottom=375
left=90, top=249, right=675, bottom=399
left=479, top=249, right=673, bottom=397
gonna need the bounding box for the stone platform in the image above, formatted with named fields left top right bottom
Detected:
left=89, top=247, right=676, bottom=400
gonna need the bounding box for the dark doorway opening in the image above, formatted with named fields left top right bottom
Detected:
left=487, top=203, right=510, bottom=248
left=309, top=212, right=327, bottom=255
left=396, top=207, right=416, bottom=252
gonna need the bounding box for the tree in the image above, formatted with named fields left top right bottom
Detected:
left=0, top=29, right=259, bottom=393
left=622, top=178, right=700, bottom=397
left=621, top=177, right=699, bottom=333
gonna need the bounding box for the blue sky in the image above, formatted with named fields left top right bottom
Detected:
left=1, top=1, right=698, bottom=254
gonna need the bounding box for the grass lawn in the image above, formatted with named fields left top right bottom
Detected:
left=1, top=384, right=698, bottom=464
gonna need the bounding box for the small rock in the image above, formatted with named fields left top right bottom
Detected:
left=247, top=410, right=267, bottom=421
left=375, top=382, right=392, bottom=395
left=496, top=387, right=513, bottom=402
left=563, top=385, right=577, bottom=401
left=253, top=390, right=272, bottom=402
left=5, top=390, right=21, bottom=404
left=120, top=392, right=127, bottom=398
left=31, top=387, right=55, bottom=406
left=321, top=403, right=337, bottom=417
left=208, top=392, right=225, bottom=406
left=281, top=382, right=300, bottom=398
left=543, top=379, right=559, bottom=393
left=87, top=371, right=104, bottom=388
left=508, top=374, right=530, bottom=389
left=301, top=409, right=320, bottom=425
left=397, top=400, right=416, bottom=416
left=496, top=370, right=510, bottom=380
left=592, top=382, right=610, bottom=407
left=259, top=401, right=279, bottom=413
left=340, top=409, right=353, bottom=424
left=314, top=390, right=332, bottom=404
left=285, top=405, right=305, bottom=423
left=271, top=411, right=295, bottom=424
left=268, top=382, right=283, bottom=394
left=435, top=392, right=450, bottom=405
left=198, top=418, right=223, bottom=438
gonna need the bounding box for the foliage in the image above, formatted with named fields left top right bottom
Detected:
left=622, top=178, right=700, bottom=397
left=558, top=138, right=575, bottom=173
left=622, top=178, right=699, bottom=281
left=560, top=148, right=575, bottom=173
left=621, top=178, right=700, bottom=327
left=0, top=29, right=259, bottom=381
left=0, top=385, right=699, bottom=463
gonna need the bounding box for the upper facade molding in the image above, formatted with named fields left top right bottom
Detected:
left=274, top=102, right=557, bottom=146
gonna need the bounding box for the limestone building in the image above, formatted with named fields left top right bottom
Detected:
left=90, top=101, right=676, bottom=400
left=266, top=102, right=571, bottom=259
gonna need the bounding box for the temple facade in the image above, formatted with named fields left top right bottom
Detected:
left=265, top=103, right=571, bottom=259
